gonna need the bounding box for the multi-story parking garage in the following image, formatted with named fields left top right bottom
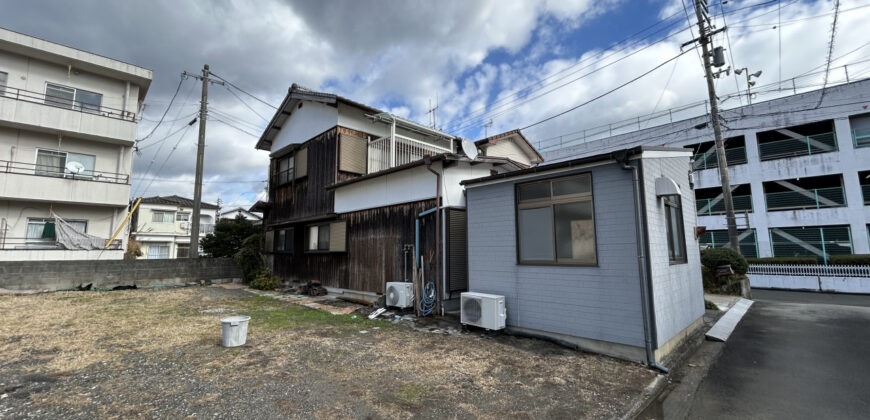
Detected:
left=543, top=79, right=870, bottom=263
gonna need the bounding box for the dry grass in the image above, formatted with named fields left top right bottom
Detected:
left=0, top=287, right=656, bottom=419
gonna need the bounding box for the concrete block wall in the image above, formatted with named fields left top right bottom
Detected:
left=0, top=258, right=242, bottom=291
left=466, top=163, right=646, bottom=348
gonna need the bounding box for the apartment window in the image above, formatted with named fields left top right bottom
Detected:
left=151, top=211, right=175, bottom=223
left=176, top=213, right=190, bottom=222
left=34, top=149, right=96, bottom=178
left=308, top=224, right=330, bottom=251
left=276, top=227, right=294, bottom=253
left=277, top=155, right=294, bottom=185
left=26, top=218, right=87, bottom=240
left=147, top=244, right=170, bottom=259
left=516, top=173, right=596, bottom=265
left=0, top=71, right=7, bottom=96
left=176, top=244, right=190, bottom=258
left=664, top=195, right=687, bottom=264
left=45, top=82, right=102, bottom=114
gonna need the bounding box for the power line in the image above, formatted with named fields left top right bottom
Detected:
left=138, top=124, right=196, bottom=197
left=520, top=49, right=694, bottom=131
left=209, top=117, right=261, bottom=138
left=207, top=71, right=278, bottom=110
left=137, top=77, right=186, bottom=143
left=132, top=177, right=266, bottom=184
left=718, top=0, right=744, bottom=106
left=222, top=85, right=269, bottom=122
left=136, top=118, right=197, bottom=151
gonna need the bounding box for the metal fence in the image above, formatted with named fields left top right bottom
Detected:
left=692, top=147, right=747, bottom=171
left=748, top=264, right=870, bottom=277
left=758, top=131, right=838, bottom=161
left=853, top=128, right=870, bottom=148
left=696, top=194, right=753, bottom=216
left=0, top=85, right=136, bottom=121
left=765, top=186, right=846, bottom=211
left=0, top=237, right=122, bottom=250
left=367, top=134, right=451, bottom=173
left=0, top=160, right=130, bottom=184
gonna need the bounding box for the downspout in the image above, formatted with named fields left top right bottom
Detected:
left=424, top=156, right=442, bottom=315
left=619, top=153, right=669, bottom=374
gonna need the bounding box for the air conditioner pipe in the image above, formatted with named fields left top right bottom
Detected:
left=424, top=155, right=442, bottom=316
left=618, top=153, right=669, bottom=374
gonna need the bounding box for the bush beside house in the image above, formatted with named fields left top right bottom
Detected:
left=700, top=247, right=748, bottom=296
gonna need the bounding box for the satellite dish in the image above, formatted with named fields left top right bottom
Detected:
left=460, top=138, right=479, bottom=160
left=66, top=161, right=86, bottom=174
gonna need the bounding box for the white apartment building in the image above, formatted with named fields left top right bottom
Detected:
left=544, top=79, right=870, bottom=264
left=130, top=196, right=218, bottom=259
left=220, top=207, right=261, bottom=224
left=0, top=28, right=152, bottom=261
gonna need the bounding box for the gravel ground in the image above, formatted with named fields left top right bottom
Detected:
left=0, top=287, right=656, bottom=419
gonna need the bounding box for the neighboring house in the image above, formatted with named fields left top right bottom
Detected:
left=462, top=146, right=704, bottom=365
left=0, top=27, right=152, bottom=261
left=544, top=78, right=870, bottom=264
left=130, top=195, right=218, bottom=259
left=220, top=207, right=261, bottom=224
left=254, top=84, right=540, bottom=304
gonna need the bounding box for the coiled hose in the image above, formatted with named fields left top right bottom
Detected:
left=419, top=281, right=436, bottom=316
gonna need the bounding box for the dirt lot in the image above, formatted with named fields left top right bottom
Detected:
left=0, top=286, right=656, bottom=419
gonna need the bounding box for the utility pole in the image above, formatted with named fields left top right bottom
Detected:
left=692, top=0, right=740, bottom=252
left=182, top=64, right=224, bottom=258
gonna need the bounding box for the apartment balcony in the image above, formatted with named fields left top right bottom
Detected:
left=765, top=186, right=846, bottom=211
left=0, top=236, right=121, bottom=250
left=853, top=127, right=870, bottom=149
left=0, top=86, right=137, bottom=144
left=696, top=194, right=753, bottom=216
left=692, top=146, right=747, bottom=171
left=0, top=160, right=130, bottom=207
left=366, top=134, right=453, bottom=174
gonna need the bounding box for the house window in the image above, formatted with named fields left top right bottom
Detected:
left=277, top=155, right=294, bottom=185
left=0, top=71, right=7, bottom=96
left=45, top=82, right=102, bottom=114
left=151, top=211, right=175, bottom=223
left=308, top=224, right=330, bottom=251
left=516, top=173, right=596, bottom=265
left=276, top=227, right=294, bottom=253
left=35, top=149, right=96, bottom=178
left=26, top=218, right=87, bottom=243
left=176, top=244, right=190, bottom=258
left=664, top=195, right=687, bottom=264
left=147, top=244, right=170, bottom=259
left=176, top=213, right=190, bottom=222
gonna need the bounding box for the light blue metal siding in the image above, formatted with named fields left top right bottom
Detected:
left=466, top=164, right=645, bottom=347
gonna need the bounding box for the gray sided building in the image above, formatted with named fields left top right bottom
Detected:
left=463, top=147, right=703, bottom=365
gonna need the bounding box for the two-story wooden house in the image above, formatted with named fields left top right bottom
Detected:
left=254, top=84, right=541, bottom=308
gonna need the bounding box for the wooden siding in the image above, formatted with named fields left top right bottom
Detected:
left=273, top=199, right=438, bottom=294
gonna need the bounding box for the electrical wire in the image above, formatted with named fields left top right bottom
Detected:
left=209, top=117, right=261, bottom=138
left=718, top=0, right=745, bottom=106
left=136, top=119, right=197, bottom=151
left=137, top=77, right=186, bottom=143
left=520, top=49, right=695, bottom=131
left=137, top=125, right=196, bottom=198
left=222, top=85, right=269, bottom=122
left=207, top=71, right=278, bottom=109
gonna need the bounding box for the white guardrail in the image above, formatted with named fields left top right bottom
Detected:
left=747, top=264, right=870, bottom=294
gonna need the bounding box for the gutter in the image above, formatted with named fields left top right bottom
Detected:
left=616, top=151, right=668, bottom=374
left=424, top=155, right=442, bottom=316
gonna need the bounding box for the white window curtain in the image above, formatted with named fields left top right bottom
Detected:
left=152, top=211, right=175, bottom=223
left=36, top=150, right=65, bottom=177
left=147, top=244, right=170, bottom=259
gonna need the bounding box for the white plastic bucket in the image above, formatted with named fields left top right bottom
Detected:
left=220, top=315, right=251, bottom=347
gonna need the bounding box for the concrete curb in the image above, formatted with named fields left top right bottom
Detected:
left=619, top=374, right=668, bottom=420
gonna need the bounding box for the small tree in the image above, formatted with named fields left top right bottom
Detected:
left=125, top=239, right=143, bottom=260
left=199, top=215, right=260, bottom=258
left=700, top=247, right=749, bottom=295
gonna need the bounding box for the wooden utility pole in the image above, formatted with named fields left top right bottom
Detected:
left=693, top=0, right=740, bottom=252
left=182, top=65, right=223, bottom=258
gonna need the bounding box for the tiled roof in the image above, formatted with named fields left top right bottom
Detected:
left=138, top=195, right=220, bottom=210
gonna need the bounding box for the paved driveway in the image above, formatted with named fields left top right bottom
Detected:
left=688, top=290, right=870, bottom=419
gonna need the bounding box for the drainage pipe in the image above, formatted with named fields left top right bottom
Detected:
left=619, top=154, right=669, bottom=374
left=424, top=155, right=442, bottom=315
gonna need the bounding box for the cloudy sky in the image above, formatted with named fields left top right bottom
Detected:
left=3, top=0, right=868, bottom=210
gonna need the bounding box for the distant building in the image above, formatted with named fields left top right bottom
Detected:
left=130, top=196, right=218, bottom=259
left=544, top=79, right=870, bottom=264
left=220, top=207, right=261, bottom=224
left=0, top=27, right=152, bottom=261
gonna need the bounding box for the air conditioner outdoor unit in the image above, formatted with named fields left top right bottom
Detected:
left=180, top=222, right=189, bottom=229
left=385, top=282, right=414, bottom=309
left=461, top=292, right=506, bottom=330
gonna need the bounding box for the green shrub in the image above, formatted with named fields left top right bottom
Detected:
left=746, top=256, right=818, bottom=265
left=700, top=247, right=748, bottom=275
left=704, top=299, right=719, bottom=310
left=234, top=233, right=264, bottom=282
left=250, top=269, right=282, bottom=290
left=829, top=254, right=870, bottom=265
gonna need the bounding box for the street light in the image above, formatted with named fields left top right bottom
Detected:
left=735, top=68, right=763, bottom=104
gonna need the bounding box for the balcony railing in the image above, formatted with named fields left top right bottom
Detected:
left=765, top=186, right=846, bottom=211
left=863, top=184, right=870, bottom=205
left=696, top=194, right=753, bottom=216
left=0, top=160, right=130, bottom=184
left=367, top=134, right=452, bottom=174
left=853, top=127, right=870, bottom=148
left=758, top=131, right=838, bottom=161
left=0, top=85, right=136, bottom=121
left=691, top=147, right=747, bottom=171
left=0, top=237, right=122, bottom=250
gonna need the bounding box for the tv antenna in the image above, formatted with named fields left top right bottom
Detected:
left=427, top=94, right=439, bottom=129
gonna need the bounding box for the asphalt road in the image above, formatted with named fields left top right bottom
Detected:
left=688, top=290, right=870, bottom=419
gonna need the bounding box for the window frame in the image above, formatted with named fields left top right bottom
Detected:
left=0, top=71, right=7, bottom=96
left=306, top=224, right=331, bottom=252
left=175, top=213, right=190, bottom=222
left=176, top=244, right=190, bottom=259
left=151, top=210, right=176, bottom=224
left=276, top=227, right=294, bottom=253
left=514, top=172, right=598, bottom=267
left=34, top=148, right=97, bottom=178
left=276, top=154, right=295, bottom=185
left=44, top=82, right=103, bottom=114
left=147, top=244, right=171, bottom=259
left=664, top=195, right=688, bottom=265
